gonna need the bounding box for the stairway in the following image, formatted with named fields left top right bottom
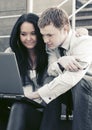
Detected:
left=76, top=1, right=92, bottom=35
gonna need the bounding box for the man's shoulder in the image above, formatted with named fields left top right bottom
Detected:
left=73, top=35, right=92, bottom=45
left=77, top=35, right=92, bottom=41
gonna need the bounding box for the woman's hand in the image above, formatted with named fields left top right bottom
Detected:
left=75, top=27, right=88, bottom=37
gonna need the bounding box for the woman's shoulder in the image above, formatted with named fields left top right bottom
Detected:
left=4, top=47, right=13, bottom=53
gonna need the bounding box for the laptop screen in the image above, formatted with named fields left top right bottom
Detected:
left=0, top=52, right=23, bottom=95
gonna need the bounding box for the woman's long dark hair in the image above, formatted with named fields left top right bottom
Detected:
left=10, top=13, right=48, bottom=86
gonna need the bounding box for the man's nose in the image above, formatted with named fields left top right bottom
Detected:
left=43, top=36, right=49, bottom=44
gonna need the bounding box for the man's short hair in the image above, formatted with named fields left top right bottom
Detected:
left=38, top=7, right=70, bottom=29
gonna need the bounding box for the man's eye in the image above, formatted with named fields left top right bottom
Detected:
left=47, top=34, right=53, bottom=37
left=42, top=35, right=45, bottom=38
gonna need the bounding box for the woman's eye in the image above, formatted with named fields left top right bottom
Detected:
left=31, top=32, right=36, bottom=35
left=20, top=33, right=26, bottom=36
left=20, top=31, right=36, bottom=36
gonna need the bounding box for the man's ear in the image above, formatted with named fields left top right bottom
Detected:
left=64, top=24, right=70, bottom=32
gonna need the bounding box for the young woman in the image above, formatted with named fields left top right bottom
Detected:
left=5, top=13, right=48, bottom=90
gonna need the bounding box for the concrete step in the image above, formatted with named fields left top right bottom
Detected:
left=76, top=8, right=92, bottom=16
left=85, top=3, right=92, bottom=8
left=76, top=0, right=92, bottom=9
left=77, top=25, right=92, bottom=30
left=0, top=38, right=9, bottom=52
left=71, top=15, right=92, bottom=26
left=76, top=16, right=92, bottom=27
left=76, top=21, right=92, bottom=27
left=0, top=17, right=18, bottom=35
left=75, top=2, right=92, bottom=36
left=76, top=15, right=92, bottom=20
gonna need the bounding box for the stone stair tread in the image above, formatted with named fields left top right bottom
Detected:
left=78, top=7, right=92, bottom=12
left=76, top=15, right=92, bottom=20
left=76, top=25, right=92, bottom=29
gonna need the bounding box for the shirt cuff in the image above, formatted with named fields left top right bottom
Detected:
left=38, top=84, right=56, bottom=104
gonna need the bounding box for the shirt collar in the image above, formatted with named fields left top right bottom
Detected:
left=60, top=30, right=73, bottom=51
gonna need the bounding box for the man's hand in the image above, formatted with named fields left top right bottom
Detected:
left=58, top=56, right=83, bottom=71
left=23, top=86, right=40, bottom=99
left=28, top=91, right=40, bottom=100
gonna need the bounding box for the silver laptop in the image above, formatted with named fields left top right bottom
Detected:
left=0, top=52, right=43, bottom=108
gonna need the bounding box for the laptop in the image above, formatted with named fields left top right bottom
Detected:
left=0, top=52, right=44, bottom=108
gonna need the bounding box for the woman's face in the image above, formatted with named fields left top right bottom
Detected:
left=20, top=22, right=37, bottom=49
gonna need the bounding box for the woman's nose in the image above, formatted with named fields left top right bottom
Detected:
left=27, top=35, right=31, bottom=40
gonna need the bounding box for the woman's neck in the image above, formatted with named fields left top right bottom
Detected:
left=27, top=49, right=37, bottom=70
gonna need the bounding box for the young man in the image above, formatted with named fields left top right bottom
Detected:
left=29, top=7, right=92, bottom=130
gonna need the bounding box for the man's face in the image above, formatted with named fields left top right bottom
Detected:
left=40, top=23, right=68, bottom=49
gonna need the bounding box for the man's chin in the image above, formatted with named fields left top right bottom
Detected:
left=47, top=45, right=56, bottom=49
